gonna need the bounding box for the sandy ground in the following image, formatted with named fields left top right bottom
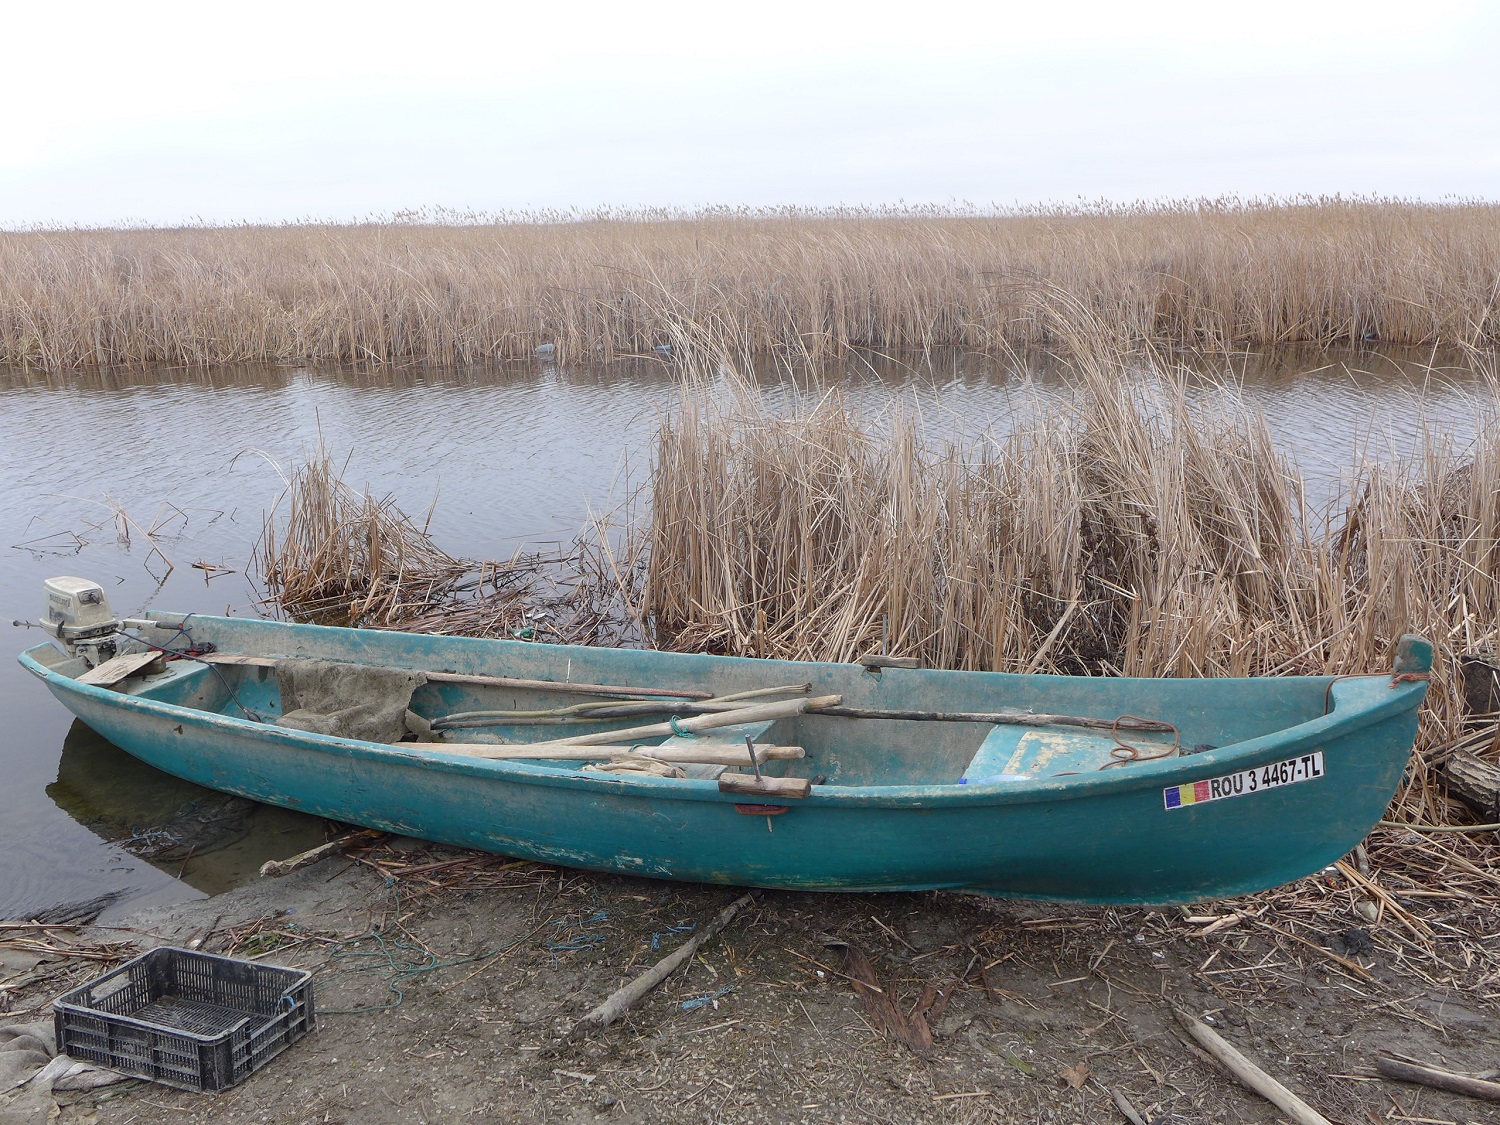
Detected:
left=4, top=839, right=1499, bottom=1125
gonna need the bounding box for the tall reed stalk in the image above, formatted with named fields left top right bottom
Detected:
left=3, top=198, right=1498, bottom=369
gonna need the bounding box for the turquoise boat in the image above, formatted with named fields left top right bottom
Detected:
left=19, top=579, right=1431, bottom=905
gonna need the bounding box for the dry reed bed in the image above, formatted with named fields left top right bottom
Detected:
left=4, top=199, right=1500, bottom=369
left=253, top=346, right=1500, bottom=836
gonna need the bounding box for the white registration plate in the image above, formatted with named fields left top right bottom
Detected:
left=1163, top=751, right=1325, bottom=810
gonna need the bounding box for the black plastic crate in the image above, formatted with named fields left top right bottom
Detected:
left=54, top=947, right=315, bottom=1092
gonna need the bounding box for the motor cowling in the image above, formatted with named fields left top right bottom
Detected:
left=41, top=576, right=121, bottom=662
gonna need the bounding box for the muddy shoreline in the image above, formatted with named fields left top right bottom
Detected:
left=4, top=837, right=1498, bottom=1125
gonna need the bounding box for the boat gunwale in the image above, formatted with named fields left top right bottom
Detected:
left=18, top=639, right=1427, bottom=811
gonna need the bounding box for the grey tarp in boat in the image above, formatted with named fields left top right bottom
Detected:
left=273, top=660, right=428, bottom=744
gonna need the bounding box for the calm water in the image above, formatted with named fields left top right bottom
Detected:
left=0, top=348, right=1492, bottom=920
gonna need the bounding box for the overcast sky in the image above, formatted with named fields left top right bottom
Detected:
left=3, top=0, right=1497, bottom=228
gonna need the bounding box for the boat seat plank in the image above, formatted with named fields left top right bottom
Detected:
left=77, top=650, right=165, bottom=687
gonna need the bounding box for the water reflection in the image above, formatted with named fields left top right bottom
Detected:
left=0, top=354, right=689, bottom=395
left=47, top=721, right=330, bottom=898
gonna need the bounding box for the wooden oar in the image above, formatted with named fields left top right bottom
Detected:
left=431, top=683, right=815, bottom=729
left=807, top=703, right=1175, bottom=733
left=197, top=652, right=712, bottom=700
left=526, top=695, right=842, bottom=748
left=417, top=742, right=806, bottom=765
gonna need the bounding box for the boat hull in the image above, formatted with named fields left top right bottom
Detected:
left=21, top=619, right=1427, bottom=905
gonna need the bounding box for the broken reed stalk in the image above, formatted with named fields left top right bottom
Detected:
left=3, top=199, right=1499, bottom=371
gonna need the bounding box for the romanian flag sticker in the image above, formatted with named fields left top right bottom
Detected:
left=1163, top=751, right=1325, bottom=811
left=1163, top=780, right=1213, bottom=809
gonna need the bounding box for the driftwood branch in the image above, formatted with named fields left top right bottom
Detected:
left=1374, top=1051, right=1500, bottom=1102
left=569, top=891, right=759, bottom=1037
left=828, top=940, right=940, bottom=1055
left=259, top=829, right=386, bottom=877
left=857, top=654, right=921, bottom=670
left=1172, top=1008, right=1332, bottom=1125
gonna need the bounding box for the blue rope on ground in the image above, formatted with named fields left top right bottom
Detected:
left=318, top=888, right=504, bottom=1015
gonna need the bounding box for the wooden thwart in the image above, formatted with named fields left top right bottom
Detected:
left=717, top=773, right=812, bottom=799
left=78, top=650, right=165, bottom=687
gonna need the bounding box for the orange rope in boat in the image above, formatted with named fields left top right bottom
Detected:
left=1100, top=715, right=1181, bottom=769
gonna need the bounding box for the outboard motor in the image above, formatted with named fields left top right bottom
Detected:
left=39, top=576, right=122, bottom=665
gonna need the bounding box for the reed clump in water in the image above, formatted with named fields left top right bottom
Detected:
left=256, top=449, right=636, bottom=644
left=255, top=451, right=468, bottom=626
left=3, top=197, right=1499, bottom=370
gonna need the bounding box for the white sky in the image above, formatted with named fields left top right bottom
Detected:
left=2, top=0, right=1497, bottom=227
